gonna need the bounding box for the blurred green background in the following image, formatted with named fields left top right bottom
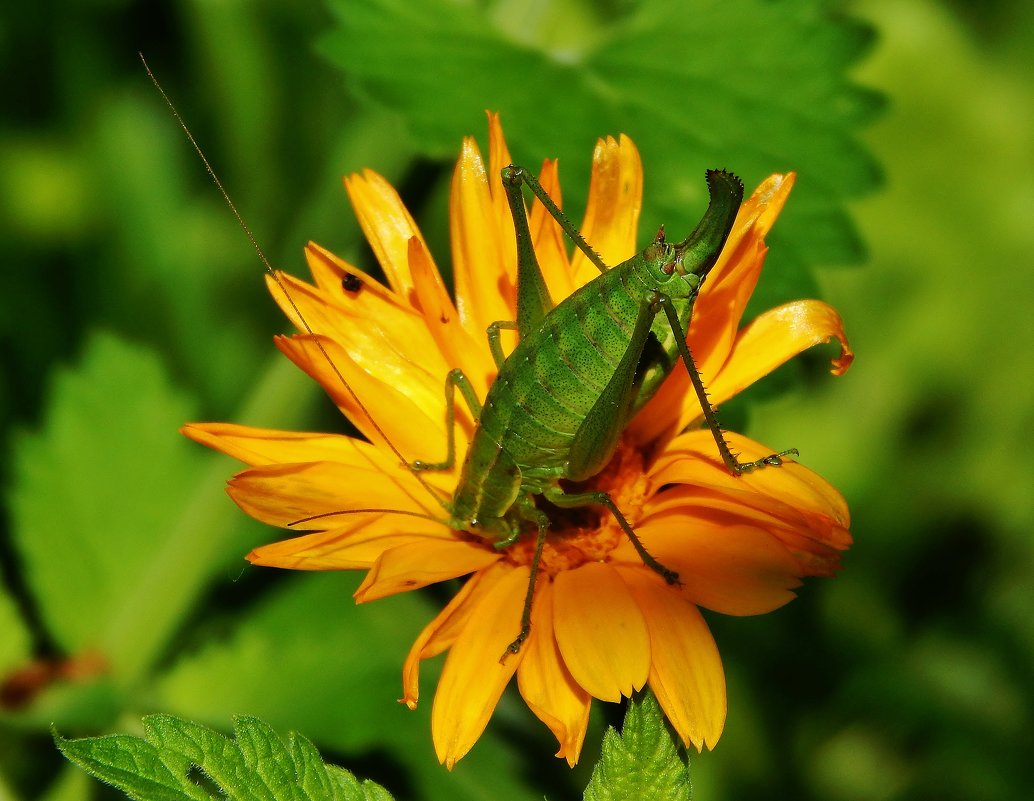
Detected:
left=1, top=0, right=1032, bottom=799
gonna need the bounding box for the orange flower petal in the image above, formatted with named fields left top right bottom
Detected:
left=432, top=564, right=529, bottom=768
left=343, top=168, right=431, bottom=302
left=619, top=568, right=726, bottom=750
left=643, top=486, right=851, bottom=577
left=528, top=158, right=574, bottom=303
left=690, top=173, right=796, bottom=374
left=247, top=522, right=441, bottom=571
left=402, top=564, right=503, bottom=708
left=627, top=174, right=795, bottom=445
left=181, top=422, right=392, bottom=468
left=516, top=579, right=592, bottom=766
left=618, top=514, right=802, bottom=615
left=355, top=538, right=500, bottom=602
left=299, top=243, right=400, bottom=312
left=571, top=134, right=642, bottom=287
left=706, top=299, right=854, bottom=407
left=486, top=111, right=517, bottom=277
left=450, top=136, right=514, bottom=342
left=274, top=334, right=463, bottom=478
left=648, top=430, right=851, bottom=529
left=408, top=236, right=492, bottom=399
left=268, top=270, right=448, bottom=413
left=552, top=562, right=650, bottom=702
left=228, top=460, right=439, bottom=529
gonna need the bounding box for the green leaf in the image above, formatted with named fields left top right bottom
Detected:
left=8, top=333, right=205, bottom=672
left=322, top=0, right=881, bottom=307
left=5, top=334, right=320, bottom=693
left=583, top=690, right=690, bottom=801
left=54, top=715, right=394, bottom=801
left=326, top=766, right=396, bottom=801
left=0, top=576, right=32, bottom=674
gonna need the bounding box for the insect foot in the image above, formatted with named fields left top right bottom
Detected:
left=733, top=447, right=801, bottom=475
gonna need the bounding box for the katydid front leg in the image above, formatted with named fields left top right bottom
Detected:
left=654, top=292, right=798, bottom=475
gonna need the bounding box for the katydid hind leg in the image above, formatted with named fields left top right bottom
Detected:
left=655, top=294, right=799, bottom=475
left=502, top=165, right=611, bottom=276
left=501, top=166, right=554, bottom=336
left=411, top=368, right=483, bottom=472
left=567, top=297, right=657, bottom=482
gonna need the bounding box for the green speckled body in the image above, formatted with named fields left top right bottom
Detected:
left=443, top=166, right=745, bottom=545
left=452, top=247, right=698, bottom=527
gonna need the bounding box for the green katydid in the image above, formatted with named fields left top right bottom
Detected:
left=408, top=165, right=796, bottom=654
left=144, top=54, right=794, bottom=655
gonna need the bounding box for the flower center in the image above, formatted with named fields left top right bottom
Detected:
left=502, top=439, right=649, bottom=577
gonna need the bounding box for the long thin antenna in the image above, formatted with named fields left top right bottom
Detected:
left=140, top=53, right=448, bottom=511
left=289, top=508, right=448, bottom=527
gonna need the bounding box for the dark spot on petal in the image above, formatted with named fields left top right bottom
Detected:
left=342, top=272, right=362, bottom=294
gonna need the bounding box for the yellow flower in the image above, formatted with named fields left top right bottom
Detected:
left=183, top=113, right=853, bottom=768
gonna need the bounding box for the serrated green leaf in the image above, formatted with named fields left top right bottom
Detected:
left=322, top=0, right=880, bottom=307
left=583, top=690, right=690, bottom=801
left=326, top=766, right=396, bottom=801
left=143, top=715, right=264, bottom=801
left=290, top=734, right=337, bottom=800
left=55, top=715, right=394, bottom=801
left=54, top=729, right=198, bottom=801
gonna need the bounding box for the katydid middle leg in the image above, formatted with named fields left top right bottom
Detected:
left=411, top=368, right=483, bottom=472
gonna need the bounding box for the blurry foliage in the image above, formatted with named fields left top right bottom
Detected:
left=0, top=0, right=1032, bottom=800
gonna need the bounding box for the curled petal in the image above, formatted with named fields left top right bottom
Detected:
left=619, top=568, right=726, bottom=750
left=642, top=486, right=850, bottom=577
left=355, top=538, right=500, bottom=602
left=432, top=565, right=529, bottom=768
left=402, top=566, right=502, bottom=708
left=516, top=580, right=592, bottom=766
left=706, top=299, right=853, bottom=408
left=649, top=430, right=851, bottom=530
left=553, top=562, right=650, bottom=702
